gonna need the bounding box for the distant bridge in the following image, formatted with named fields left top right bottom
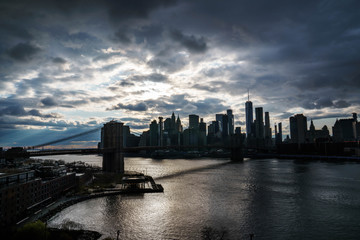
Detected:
left=27, top=144, right=236, bottom=156
left=5, top=121, right=245, bottom=170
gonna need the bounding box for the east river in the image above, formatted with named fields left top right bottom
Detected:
left=35, top=155, right=360, bottom=239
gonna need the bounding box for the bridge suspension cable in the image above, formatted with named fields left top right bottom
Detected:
left=32, top=127, right=101, bottom=148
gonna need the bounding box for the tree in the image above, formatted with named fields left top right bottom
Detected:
left=14, top=220, right=49, bottom=240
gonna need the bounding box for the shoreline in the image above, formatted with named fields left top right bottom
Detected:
left=20, top=176, right=163, bottom=228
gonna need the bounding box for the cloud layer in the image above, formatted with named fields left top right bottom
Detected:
left=1, top=0, right=360, bottom=147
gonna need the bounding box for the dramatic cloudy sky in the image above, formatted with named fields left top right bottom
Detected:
left=1, top=0, right=360, bottom=148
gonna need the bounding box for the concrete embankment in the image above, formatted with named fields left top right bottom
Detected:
left=21, top=178, right=164, bottom=226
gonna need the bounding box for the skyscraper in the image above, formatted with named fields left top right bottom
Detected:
left=289, top=114, right=307, bottom=144
left=216, top=114, right=223, bottom=132
left=199, top=118, right=207, bottom=146
left=158, top=117, right=164, bottom=146
left=222, top=114, right=229, bottom=138
left=278, top=122, right=282, bottom=143
left=255, top=107, right=264, bottom=139
left=215, top=113, right=229, bottom=139
left=245, top=91, right=253, bottom=137
left=189, top=114, right=199, bottom=129
left=176, top=115, right=183, bottom=133
left=275, top=122, right=282, bottom=145
left=332, top=114, right=357, bottom=142
left=264, top=112, right=271, bottom=139
left=227, top=109, right=234, bottom=135
left=149, top=120, right=158, bottom=146
left=171, top=112, right=176, bottom=131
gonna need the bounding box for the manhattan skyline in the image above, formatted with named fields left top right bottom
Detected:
left=1, top=0, right=360, bottom=147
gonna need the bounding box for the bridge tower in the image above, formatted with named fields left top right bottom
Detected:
left=230, top=133, right=244, bottom=161
left=102, top=121, right=124, bottom=173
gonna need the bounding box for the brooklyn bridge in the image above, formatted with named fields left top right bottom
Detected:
left=4, top=121, right=245, bottom=172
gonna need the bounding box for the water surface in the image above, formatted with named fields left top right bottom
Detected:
left=42, top=156, right=360, bottom=239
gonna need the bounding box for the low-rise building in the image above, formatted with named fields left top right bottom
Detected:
left=0, top=168, right=76, bottom=226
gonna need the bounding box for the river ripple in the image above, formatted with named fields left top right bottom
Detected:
left=42, top=156, right=360, bottom=240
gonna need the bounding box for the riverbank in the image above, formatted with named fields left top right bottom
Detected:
left=19, top=174, right=163, bottom=228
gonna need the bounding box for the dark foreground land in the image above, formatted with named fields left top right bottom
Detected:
left=2, top=220, right=102, bottom=240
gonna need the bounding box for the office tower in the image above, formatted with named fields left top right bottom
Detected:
left=189, top=114, right=199, bottom=129
left=123, top=125, right=130, bottom=147
left=274, top=123, right=278, bottom=138
left=102, top=121, right=124, bottom=173
left=222, top=114, right=229, bottom=138
left=332, top=114, right=357, bottom=142
left=216, top=114, right=223, bottom=132
left=138, top=130, right=149, bottom=147
left=245, top=92, right=253, bottom=137
left=199, top=118, right=207, bottom=146
left=149, top=120, right=158, bottom=146
left=235, top=127, right=241, bottom=134
left=176, top=115, right=183, bottom=133
left=216, top=114, right=229, bottom=138
left=164, top=118, right=171, bottom=132
left=163, top=117, right=172, bottom=146
left=171, top=112, right=176, bottom=130
left=275, top=122, right=282, bottom=145
left=278, top=122, right=282, bottom=143
left=274, top=123, right=282, bottom=145
left=264, top=112, right=271, bottom=139
left=289, top=114, right=307, bottom=144
left=208, top=124, right=214, bottom=136
left=255, top=107, right=264, bottom=139
left=227, top=109, right=234, bottom=135
left=158, top=117, right=164, bottom=146
left=208, top=121, right=220, bottom=144
left=188, top=114, right=200, bottom=146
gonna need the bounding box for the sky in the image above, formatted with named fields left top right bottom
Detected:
left=1, top=0, right=360, bottom=148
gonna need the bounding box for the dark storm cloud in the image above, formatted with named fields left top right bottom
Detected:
left=147, top=52, right=188, bottom=73
left=41, top=97, right=58, bottom=107
left=192, top=84, right=217, bottom=93
left=137, top=94, right=228, bottom=116
left=127, top=73, right=168, bottom=83
left=169, top=29, right=207, bottom=53
left=109, top=73, right=168, bottom=91
left=277, top=112, right=295, bottom=119
left=92, top=52, right=122, bottom=62
left=309, top=113, right=352, bottom=121
left=112, top=30, right=133, bottom=44
left=105, top=0, right=177, bottom=23
left=107, top=102, right=148, bottom=112
left=119, top=81, right=135, bottom=87
left=333, top=100, right=351, bottom=109
left=0, top=104, right=59, bottom=118
left=100, top=63, right=123, bottom=72
left=120, top=117, right=151, bottom=123
left=0, top=117, right=73, bottom=129
left=299, top=96, right=352, bottom=110
left=52, top=57, right=67, bottom=64
left=7, top=42, right=41, bottom=62
left=0, top=105, right=27, bottom=116
left=0, top=23, right=33, bottom=40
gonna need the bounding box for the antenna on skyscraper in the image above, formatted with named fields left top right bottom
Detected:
left=248, top=89, right=250, bottom=101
